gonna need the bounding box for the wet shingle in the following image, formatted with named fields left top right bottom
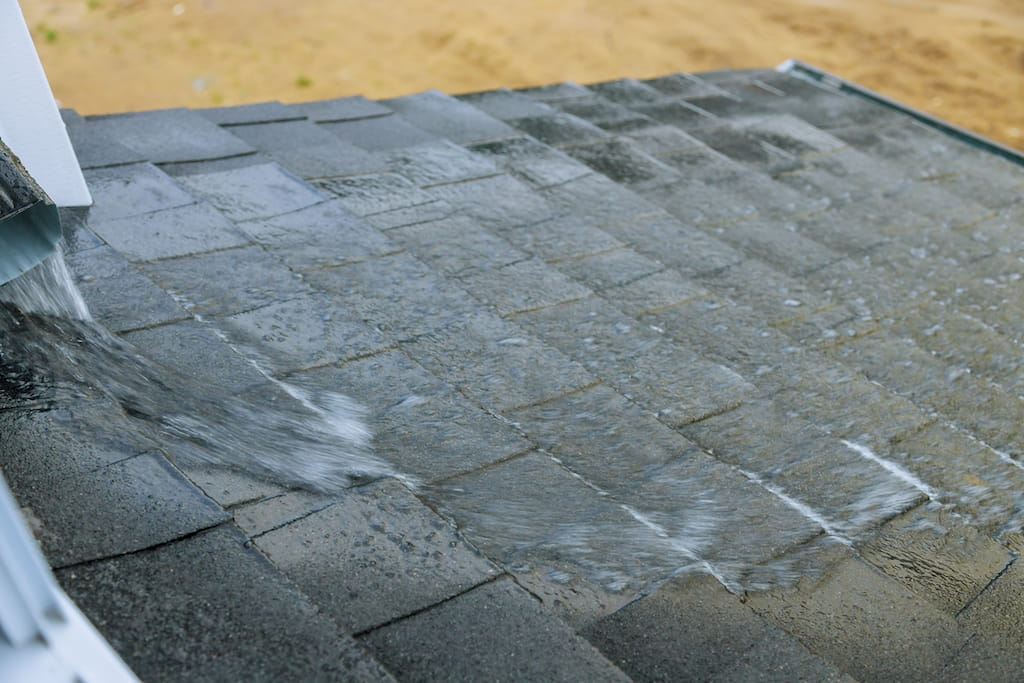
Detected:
left=85, top=108, right=254, bottom=163
left=380, top=139, right=499, bottom=187
left=293, top=95, right=393, bottom=123
left=316, top=173, right=435, bottom=216
left=320, top=114, right=437, bottom=151
left=426, top=174, right=555, bottom=229
left=140, top=245, right=311, bottom=318
left=563, top=138, right=683, bottom=190
left=57, top=525, right=393, bottom=681
left=88, top=201, right=251, bottom=262
left=226, top=119, right=385, bottom=178
left=176, top=162, right=327, bottom=222
left=198, top=101, right=303, bottom=126
left=632, top=99, right=722, bottom=130
left=236, top=199, right=397, bottom=269
left=466, top=136, right=592, bottom=189
left=67, top=246, right=188, bottom=331
left=507, top=112, right=613, bottom=146
left=255, top=479, right=500, bottom=633
left=58, top=207, right=104, bottom=254
left=584, top=574, right=847, bottom=681
left=122, top=320, right=267, bottom=393
left=360, top=577, right=629, bottom=682
left=22, top=452, right=228, bottom=567
left=457, top=87, right=557, bottom=120
left=84, top=163, right=196, bottom=222
left=290, top=350, right=531, bottom=482
left=587, top=78, right=671, bottom=106
left=220, top=294, right=390, bottom=374
left=13, top=66, right=1024, bottom=682
left=555, top=96, right=651, bottom=130
left=643, top=72, right=725, bottom=99
left=63, top=112, right=147, bottom=169
left=515, top=81, right=592, bottom=103
left=380, top=90, right=518, bottom=143
left=746, top=556, right=967, bottom=680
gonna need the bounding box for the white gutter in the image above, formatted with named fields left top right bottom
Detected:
left=0, top=472, right=137, bottom=682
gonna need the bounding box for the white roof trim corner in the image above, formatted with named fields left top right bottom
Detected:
left=0, top=0, right=91, bottom=207
left=0, top=472, right=137, bottom=682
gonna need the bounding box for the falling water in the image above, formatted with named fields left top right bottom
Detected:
left=0, top=251, right=90, bottom=321
left=0, top=249, right=399, bottom=493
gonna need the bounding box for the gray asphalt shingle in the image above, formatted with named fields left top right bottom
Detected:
left=7, top=64, right=1024, bottom=681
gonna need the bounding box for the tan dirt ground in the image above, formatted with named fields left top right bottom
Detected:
left=19, top=0, right=1024, bottom=150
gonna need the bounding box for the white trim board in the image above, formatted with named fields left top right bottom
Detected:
left=0, top=0, right=91, bottom=207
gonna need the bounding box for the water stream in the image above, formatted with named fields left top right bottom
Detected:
left=0, top=249, right=399, bottom=493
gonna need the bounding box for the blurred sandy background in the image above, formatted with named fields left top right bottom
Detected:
left=20, top=0, right=1024, bottom=150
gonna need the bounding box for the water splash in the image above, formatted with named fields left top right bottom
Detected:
left=0, top=250, right=398, bottom=493
left=842, top=439, right=940, bottom=501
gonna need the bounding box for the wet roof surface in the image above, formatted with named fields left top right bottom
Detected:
left=6, top=66, right=1024, bottom=680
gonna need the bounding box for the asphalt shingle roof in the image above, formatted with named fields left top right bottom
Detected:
left=6, top=65, right=1024, bottom=680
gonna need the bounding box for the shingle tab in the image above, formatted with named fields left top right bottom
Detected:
left=563, top=138, right=683, bottom=190
left=588, top=78, right=672, bottom=106
left=320, top=114, right=438, bottom=151
left=380, top=89, right=518, bottom=143
left=254, top=478, right=501, bottom=632
left=63, top=111, right=148, bottom=169
left=515, top=81, right=592, bottom=102
left=236, top=199, right=396, bottom=269
left=85, top=108, right=254, bottom=163
left=584, top=574, right=847, bottom=681
left=140, top=244, right=312, bottom=317
left=316, top=172, right=435, bottom=216
left=426, top=173, right=555, bottom=229
left=555, top=96, right=650, bottom=130
left=88, top=201, right=251, bottom=262
left=507, top=111, right=613, bottom=146
left=220, top=293, right=390, bottom=374
left=57, top=525, right=393, bottom=681
left=643, top=72, right=726, bottom=99
left=360, top=577, right=629, bottom=682
left=291, top=351, right=531, bottom=482
left=380, top=139, right=499, bottom=187
left=633, top=100, right=722, bottom=129
left=198, top=101, right=304, bottom=126
left=175, top=162, right=327, bottom=221
left=229, top=121, right=386, bottom=178
left=67, top=246, right=188, bottom=331
left=122, top=320, right=267, bottom=393
left=466, top=136, right=592, bottom=189
left=293, top=94, right=393, bottom=122
left=22, top=452, right=228, bottom=567
left=457, top=87, right=557, bottom=120
left=84, top=163, right=196, bottom=221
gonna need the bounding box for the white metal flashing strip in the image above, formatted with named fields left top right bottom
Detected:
left=0, top=0, right=91, bottom=206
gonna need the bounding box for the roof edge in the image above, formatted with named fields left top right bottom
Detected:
left=777, top=59, right=1024, bottom=169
